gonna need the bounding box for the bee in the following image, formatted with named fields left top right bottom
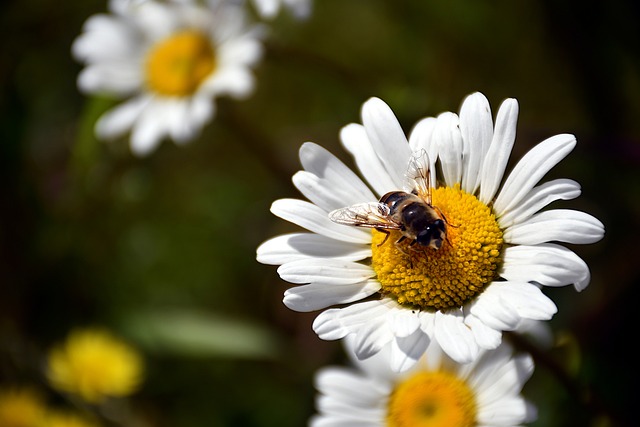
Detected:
left=329, top=150, right=448, bottom=251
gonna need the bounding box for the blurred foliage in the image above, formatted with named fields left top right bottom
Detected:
left=0, top=0, right=638, bottom=426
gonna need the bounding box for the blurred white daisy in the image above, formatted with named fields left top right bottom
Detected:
left=257, top=92, right=605, bottom=368
left=310, top=337, right=537, bottom=427
left=250, top=0, right=312, bottom=19
left=73, top=0, right=263, bottom=155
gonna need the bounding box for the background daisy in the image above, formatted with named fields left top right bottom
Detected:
left=311, top=337, right=536, bottom=427
left=72, top=0, right=263, bottom=155
left=250, top=0, right=312, bottom=20
left=257, top=92, right=605, bottom=368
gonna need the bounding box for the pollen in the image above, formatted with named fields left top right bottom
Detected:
left=145, top=30, right=216, bottom=97
left=386, top=370, right=477, bottom=427
left=371, top=185, right=503, bottom=311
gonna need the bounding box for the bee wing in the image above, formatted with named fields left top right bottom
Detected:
left=329, top=203, right=401, bottom=229
left=405, top=149, right=433, bottom=204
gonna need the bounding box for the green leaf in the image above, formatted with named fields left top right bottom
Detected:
left=121, top=308, right=283, bottom=360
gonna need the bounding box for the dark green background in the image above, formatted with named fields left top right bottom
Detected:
left=1, top=0, right=638, bottom=426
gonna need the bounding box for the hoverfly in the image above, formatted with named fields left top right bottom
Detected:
left=329, top=150, right=448, bottom=250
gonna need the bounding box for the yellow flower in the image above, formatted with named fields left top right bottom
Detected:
left=46, top=328, right=144, bottom=404
left=40, top=410, right=100, bottom=427
left=0, top=386, right=46, bottom=427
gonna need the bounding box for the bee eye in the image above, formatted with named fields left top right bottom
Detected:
left=417, top=229, right=434, bottom=246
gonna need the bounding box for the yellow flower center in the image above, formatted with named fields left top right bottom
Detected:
left=387, top=370, right=477, bottom=427
left=145, top=30, right=216, bottom=96
left=372, top=185, right=503, bottom=311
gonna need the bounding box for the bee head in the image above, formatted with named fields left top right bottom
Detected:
left=416, top=219, right=446, bottom=249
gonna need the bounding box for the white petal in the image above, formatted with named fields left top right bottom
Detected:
left=501, top=243, right=591, bottom=291
left=283, top=280, right=380, bottom=312
left=433, top=309, right=479, bottom=363
left=313, top=300, right=395, bottom=341
left=340, top=124, right=396, bottom=196
left=314, top=368, right=386, bottom=405
left=493, top=134, right=577, bottom=216
left=459, top=92, right=493, bottom=194
left=478, top=397, right=532, bottom=425
left=389, top=311, right=421, bottom=338
left=129, top=99, right=172, bottom=155
left=72, top=14, right=140, bottom=63
left=433, top=112, right=463, bottom=187
left=95, top=96, right=150, bottom=140
left=361, top=97, right=412, bottom=188
left=408, top=117, right=438, bottom=187
left=389, top=328, right=430, bottom=372
left=465, top=313, right=502, bottom=350
left=479, top=98, right=519, bottom=204
left=469, top=285, right=522, bottom=331
left=77, top=62, right=142, bottom=95
left=270, top=199, right=371, bottom=244
left=492, top=282, right=558, bottom=321
left=497, top=178, right=581, bottom=228
left=256, top=233, right=370, bottom=265
left=503, top=209, right=605, bottom=245
left=353, top=316, right=393, bottom=360
left=203, top=66, right=254, bottom=98
left=293, top=143, right=377, bottom=211
left=277, top=259, right=374, bottom=285
left=408, top=117, right=437, bottom=153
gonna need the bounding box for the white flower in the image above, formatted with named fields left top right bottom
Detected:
left=257, top=92, right=605, bottom=369
left=250, top=0, right=312, bottom=19
left=73, top=0, right=263, bottom=155
left=310, top=337, right=537, bottom=427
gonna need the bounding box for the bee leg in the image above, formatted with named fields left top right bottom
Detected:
left=436, top=207, right=459, bottom=229
left=376, top=228, right=391, bottom=246
left=394, top=237, right=413, bottom=263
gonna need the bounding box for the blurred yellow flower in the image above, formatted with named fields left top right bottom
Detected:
left=0, top=386, right=46, bottom=427
left=46, top=328, right=144, bottom=404
left=40, top=410, right=100, bottom=427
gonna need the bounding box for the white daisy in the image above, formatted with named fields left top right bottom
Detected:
left=257, top=92, right=605, bottom=368
left=250, top=0, right=312, bottom=19
left=72, top=0, right=263, bottom=155
left=310, top=337, right=537, bottom=427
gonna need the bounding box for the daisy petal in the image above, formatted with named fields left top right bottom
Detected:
left=493, top=134, right=577, bottom=216
left=459, top=92, right=493, bottom=194
left=340, top=124, right=397, bottom=196
left=95, top=96, right=150, bottom=140
left=389, top=311, right=421, bottom=338
left=434, top=309, right=479, bottom=364
left=283, top=280, right=380, bottom=312
left=293, top=145, right=377, bottom=211
left=313, top=300, right=394, bottom=341
left=479, top=98, right=518, bottom=204
left=434, top=112, right=463, bottom=187
left=361, top=98, right=412, bottom=188
left=408, top=117, right=438, bottom=186
left=493, top=282, right=558, bottom=321
left=502, top=243, right=591, bottom=291
left=256, top=233, right=370, bottom=265
left=277, top=259, right=374, bottom=285
left=469, top=285, right=522, bottom=331
left=497, top=178, right=581, bottom=228
left=390, top=329, right=429, bottom=372
left=314, top=367, right=387, bottom=407
left=479, top=395, right=531, bottom=425
left=270, top=199, right=371, bottom=244
left=354, top=317, right=392, bottom=360
left=503, top=209, right=605, bottom=245
left=465, top=313, right=502, bottom=350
